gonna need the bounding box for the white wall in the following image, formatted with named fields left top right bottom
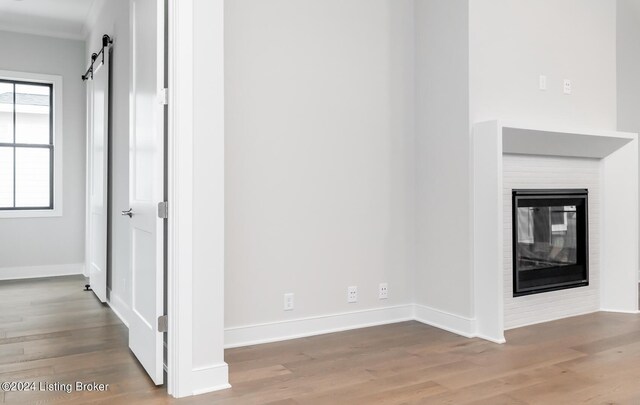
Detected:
left=503, top=155, right=601, bottom=329
left=0, top=30, right=85, bottom=273
left=469, top=0, right=617, bottom=129
left=85, top=0, right=131, bottom=318
left=616, top=0, right=640, bottom=272
left=617, top=0, right=640, bottom=135
left=223, top=0, right=622, bottom=345
left=224, top=0, right=415, bottom=332
left=414, top=0, right=472, bottom=320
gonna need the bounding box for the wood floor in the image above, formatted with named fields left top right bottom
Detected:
left=2, top=276, right=640, bottom=404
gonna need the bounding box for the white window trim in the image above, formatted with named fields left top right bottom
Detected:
left=0, top=70, right=63, bottom=219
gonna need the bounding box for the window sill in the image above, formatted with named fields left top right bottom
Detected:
left=0, top=209, right=62, bottom=219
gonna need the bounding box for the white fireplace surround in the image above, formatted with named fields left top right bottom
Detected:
left=473, top=120, right=639, bottom=343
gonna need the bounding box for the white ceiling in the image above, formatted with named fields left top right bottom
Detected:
left=0, top=0, right=98, bottom=40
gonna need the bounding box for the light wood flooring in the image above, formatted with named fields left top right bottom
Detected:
left=2, top=276, right=640, bottom=404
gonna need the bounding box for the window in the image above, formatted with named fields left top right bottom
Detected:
left=0, top=71, right=62, bottom=218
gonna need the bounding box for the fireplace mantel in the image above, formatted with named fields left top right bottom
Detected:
left=501, top=123, right=635, bottom=159
left=472, top=120, right=638, bottom=344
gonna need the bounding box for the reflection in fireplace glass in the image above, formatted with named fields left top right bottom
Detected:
left=516, top=205, right=577, bottom=270
left=512, top=190, right=588, bottom=296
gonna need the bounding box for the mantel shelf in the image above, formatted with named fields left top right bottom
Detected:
left=500, top=123, right=636, bottom=159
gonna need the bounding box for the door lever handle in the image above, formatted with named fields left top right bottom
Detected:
left=121, top=208, right=133, bottom=218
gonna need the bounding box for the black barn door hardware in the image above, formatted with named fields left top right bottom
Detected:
left=82, top=34, right=113, bottom=81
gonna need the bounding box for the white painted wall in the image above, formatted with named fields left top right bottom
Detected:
left=617, top=0, right=640, bottom=134
left=85, top=0, right=132, bottom=320
left=469, top=0, right=617, bottom=129
left=224, top=0, right=416, bottom=331
left=503, top=155, right=601, bottom=329
left=616, top=0, right=640, bottom=275
left=0, top=30, right=85, bottom=273
left=414, top=0, right=472, bottom=320
left=222, top=0, right=623, bottom=345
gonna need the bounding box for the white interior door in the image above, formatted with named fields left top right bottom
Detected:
left=87, top=62, right=108, bottom=304
left=127, top=0, right=165, bottom=385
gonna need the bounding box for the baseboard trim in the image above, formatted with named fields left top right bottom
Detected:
left=413, top=304, right=477, bottom=338
left=107, top=291, right=130, bottom=328
left=0, top=263, right=84, bottom=281
left=191, top=362, right=231, bottom=395
left=600, top=308, right=640, bottom=315
left=223, top=305, right=638, bottom=350
left=224, top=305, right=414, bottom=349
left=475, top=333, right=506, bottom=344
left=504, top=308, right=600, bottom=331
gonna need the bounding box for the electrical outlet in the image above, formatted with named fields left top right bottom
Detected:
left=563, top=79, right=572, bottom=95
left=539, top=75, right=547, bottom=91
left=347, top=286, right=358, bottom=303
left=379, top=283, right=388, bottom=299
left=284, top=293, right=294, bottom=311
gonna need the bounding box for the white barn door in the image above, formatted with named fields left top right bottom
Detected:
left=87, top=59, right=109, bottom=303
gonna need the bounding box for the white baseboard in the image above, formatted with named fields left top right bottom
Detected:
left=0, top=263, right=84, bottom=281
left=191, top=363, right=231, bottom=396
left=504, top=309, right=600, bottom=331
left=224, top=305, right=414, bottom=349
left=475, top=333, right=506, bottom=344
left=107, top=291, right=131, bottom=328
left=600, top=308, right=640, bottom=315
left=413, top=304, right=477, bottom=338
left=224, top=304, right=637, bottom=349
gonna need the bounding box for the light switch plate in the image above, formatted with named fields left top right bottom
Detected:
left=284, top=293, right=294, bottom=311
left=539, top=75, right=547, bottom=91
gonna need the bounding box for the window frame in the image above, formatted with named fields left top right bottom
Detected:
left=0, top=70, right=63, bottom=218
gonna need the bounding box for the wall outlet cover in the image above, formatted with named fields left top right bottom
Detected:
left=379, top=283, right=388, bottom=299
left=347, top=286, right=358, bottom=303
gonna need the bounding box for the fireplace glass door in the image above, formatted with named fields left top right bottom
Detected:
left=512, top=189, right=589, bottom=296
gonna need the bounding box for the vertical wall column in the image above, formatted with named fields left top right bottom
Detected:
left=191, top=0, right=228, bottom=395
left=472, top=121, right=505, bottom=343
left=168, top=0, right=228, bottom=397
left=616, top=0, right=640, bottom=277
left=601, top=140, right=639, bottom=313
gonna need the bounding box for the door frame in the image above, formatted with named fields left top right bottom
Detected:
left=166, top=0, right=227, bottom=397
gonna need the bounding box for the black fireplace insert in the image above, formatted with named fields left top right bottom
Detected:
left=512, top=189, right=589, bottom=297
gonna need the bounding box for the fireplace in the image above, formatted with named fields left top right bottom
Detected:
left=512, top=189, right=589, bottom=297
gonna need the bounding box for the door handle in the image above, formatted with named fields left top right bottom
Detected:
left=121, top=208, right=133, bottom=218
